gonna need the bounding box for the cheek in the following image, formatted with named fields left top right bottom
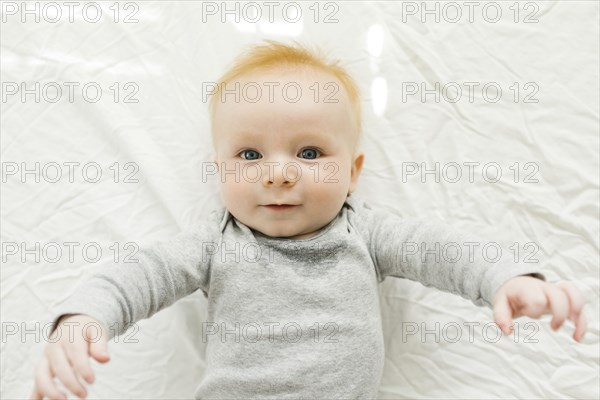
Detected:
left=311, top=162, right=351, bottom=188
left=220, top=180, right=250, bottom=209
left=303, top=167, right=350, bottom=199
left=305, top=162, right=343, bottom=185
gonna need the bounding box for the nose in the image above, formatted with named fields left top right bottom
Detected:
left=262, top=161, right=300, bottom=187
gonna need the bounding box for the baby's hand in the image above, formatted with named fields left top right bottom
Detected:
left=30, top=314, right=111, bottom=400
left=492, top=276, right=587, bottom=342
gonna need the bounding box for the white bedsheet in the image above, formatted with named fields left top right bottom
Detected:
left=1, top=1, right=598, bottom=399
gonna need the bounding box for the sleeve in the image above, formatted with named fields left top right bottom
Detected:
left=48, top=209, right=223, bottom=340
left=358, top=203, right=546, bottom=309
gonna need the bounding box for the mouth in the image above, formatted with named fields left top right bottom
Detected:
left=261, top=204, right=299, bottom=211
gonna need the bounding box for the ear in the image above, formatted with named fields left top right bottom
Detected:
left=348, top=151, right=365, bottom=195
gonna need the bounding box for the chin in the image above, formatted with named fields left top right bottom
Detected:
left=270, top=230, right=299, bottom=239
left=260, top=226, right=301, bottom=239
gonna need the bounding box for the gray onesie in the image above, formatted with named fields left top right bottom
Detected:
left=49, top=194, right=545, bottom=399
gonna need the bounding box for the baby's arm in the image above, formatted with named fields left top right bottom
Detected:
left=31, top=210, right=222, bottom=400
left=359, top=203, right=586, bottom=341
left=48, top=220, right=219, bottom=339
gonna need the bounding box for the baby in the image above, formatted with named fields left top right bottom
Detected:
left=31, top=40, right=587, bottom=400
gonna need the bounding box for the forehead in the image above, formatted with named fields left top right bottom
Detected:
left=212, top=66, right=355, bottom=144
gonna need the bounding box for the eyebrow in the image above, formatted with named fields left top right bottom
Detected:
left=230, top=130, right=333, bottom=145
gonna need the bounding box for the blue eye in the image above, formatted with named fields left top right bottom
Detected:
left=240, top=150, right=262, bottom=160
left=299, top=148, right=321, bottom=159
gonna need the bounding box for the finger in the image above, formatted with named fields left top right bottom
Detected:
left=544, top=285, right=570, bottom=330
left=50, top=347, right=88, bottom=399
left=556, top=281, right=585, bottom=321
left=493, top=292, right=514, bottom=335
left=543, top=286, right=568, bottom=329
left=573, top=310, right=587, bottom=342
left=65, top=339, right=95, bottom=385
left=29, top=386, right=43, bottom=400
left=29, top=390, right=40, bottom=400
left=84, top=324, right=110, bottom=364
left=35, top=357, right=67, bottom=400
left=556, top=281, right=587, bottom=341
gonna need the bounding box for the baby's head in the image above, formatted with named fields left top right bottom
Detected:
left=209, top=40, right=364, bottom=240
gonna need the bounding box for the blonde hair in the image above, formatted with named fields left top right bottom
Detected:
left=209, top=40, right=362, bottom=147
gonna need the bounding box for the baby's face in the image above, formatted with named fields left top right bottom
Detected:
left=212, top=66, right=364, bottom=240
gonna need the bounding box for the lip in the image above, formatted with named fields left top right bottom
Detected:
left=261, top=204, right=299, bottom=211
